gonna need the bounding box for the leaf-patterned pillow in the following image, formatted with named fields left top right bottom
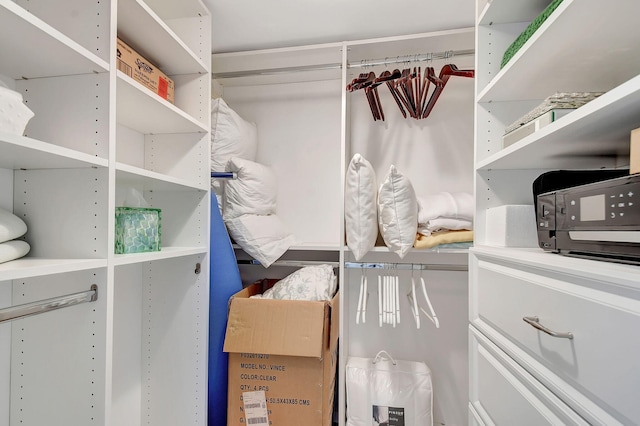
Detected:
left=260, top=264, right=337, bottom=301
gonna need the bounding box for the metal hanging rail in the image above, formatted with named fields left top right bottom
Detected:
left=237, top=259, right=339, bottom=268
left=211, top=48, right=475, bottom=79
left=211, top=172, right=237, bottom=179
left=0, top=285, right=98, bottom=324
left=237, top=259, right=467, bottom=271
left=345, top=262, right=468, bottom=272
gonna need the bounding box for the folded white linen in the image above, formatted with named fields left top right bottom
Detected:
left=418, top=217, right=473, bottom=236
left=417, top=192, right=473, bottom=224
left=0, top=240, right=30, bottom=264
left=0, top=207, right=27, bottom=244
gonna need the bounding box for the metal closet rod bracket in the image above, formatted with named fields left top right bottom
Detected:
left=0, top=284, right=98, bottom=324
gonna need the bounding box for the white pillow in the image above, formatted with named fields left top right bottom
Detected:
left=378, top=165, right=418, bottom=258
left=223, top=157, right=278, bottom=221
left=225, top=214, right=296, bottom=268
left=210, top=98, right=258, bottom=172
left=0, top=240, right=30, bottom=264
left=210, top=98, right=258, bottom=205
left=344, top=154, right=378, bottom=261
left=0, top=207, right=27, bottom=244
left=258, top=264, right=337, bottom=301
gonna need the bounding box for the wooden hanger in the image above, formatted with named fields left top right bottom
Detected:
left=375, top=69, right=407, bottom=118
left=347, top=72, right=384, bottom=120
left=421, top=66, right=445, bottom=119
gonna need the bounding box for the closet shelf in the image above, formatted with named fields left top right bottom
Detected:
left=476, top=74, right=640, bottom=170
left=471, top=245, right=640, bottom=291
left=478, top=0, right=640, bottom=103
left=117, top=0, right=208, bottom=75
left=116, top=163, right=208, bottom=191
left=478, top=0, right=552, bottom=26
left=143, top=0, right=209, bottom=20
left=0, top=258, right=107, bottom=282
left=0, top=132, right=108, bottom=170
left=113, top=246, right=207, bottom=266
left=0, top=0, right=108, bottom=79
left=116, top=72, right=208, bottom=134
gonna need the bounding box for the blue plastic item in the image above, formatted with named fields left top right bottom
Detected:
left=208, top=194, right=243, bottom=425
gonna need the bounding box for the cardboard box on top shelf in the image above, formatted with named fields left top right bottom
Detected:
left=631, top=128, right=640, bottom=174
left=224, top=281, right=339, bottom=426
left=116, top=37, right=175, bottom=104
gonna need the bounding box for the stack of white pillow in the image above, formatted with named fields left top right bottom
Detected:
left=0, top=207, right=30, bottom=264
left=210, top=98, right=295, bottom=267
left=345, top=154, right=418, bottom=260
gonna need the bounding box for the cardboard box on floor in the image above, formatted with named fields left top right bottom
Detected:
left=224, top=282, right=339, bottom=426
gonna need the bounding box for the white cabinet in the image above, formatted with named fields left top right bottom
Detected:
left=472, top=0, right=640, bottom=424
left=212, top=27, right=475, bottom=426
left=0, top=0, right=210, bottom=424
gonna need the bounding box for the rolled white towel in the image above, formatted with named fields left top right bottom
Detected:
left=417, top=192, right=473, bottom=224
left=0, top=207, right=27, bottom=244
left=0, top=240, right=30, bottom=264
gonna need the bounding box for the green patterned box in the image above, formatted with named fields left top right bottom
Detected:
left=115, top=207, right=161, bottom=254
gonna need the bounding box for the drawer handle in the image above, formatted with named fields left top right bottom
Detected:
left=523, top=316, right=573, bottom=340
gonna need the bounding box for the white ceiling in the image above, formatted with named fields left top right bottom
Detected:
left=205, top=0, right=476, bottom=53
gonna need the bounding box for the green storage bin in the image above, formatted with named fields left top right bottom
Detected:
left=115, top=207, right=161, bottom=254
left=501, top=0, right=564, bottom=68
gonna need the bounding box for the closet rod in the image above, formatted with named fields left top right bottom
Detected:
left=345, top=262, right=468, bottom=272
left=211, top=48, right=475, bottom=79
left=211, top=172, right=237, bottom=179
left=0, top=284, right=98, bottom=324
left=237, top=260, right=466, bottom=271
left=238, top=259, right=339, bottom=268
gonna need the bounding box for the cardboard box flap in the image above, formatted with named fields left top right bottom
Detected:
left=224, top=285, right=337, bottom=358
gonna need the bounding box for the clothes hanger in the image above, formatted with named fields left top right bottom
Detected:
left=422, top=63, right=474, bottom=119
left=414, top=66, right=422, bottom=119
left=356, top=271, right=364, bottom=324
left=421, top=66, right=446, bottom=119
left=409, top=269, right=421, bottom=329
left=375, top=69, right=407, bottom=118
left=407, top=270, right=439, bottom=328
left=378, top=274, right=383, bottom=327
left=395, top=68, right=417, bottom=118
left=347, top=72, right=383, bottom=120
left=366, top=84, right=385, bottom=121
left=393, top=275, right=400, bottom=327
left=356, top=269, right=368, bottom=324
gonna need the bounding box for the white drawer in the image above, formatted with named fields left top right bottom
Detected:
left=470, top=327, right=587, bottom=426
left=471, top=255, right=640, bottom=425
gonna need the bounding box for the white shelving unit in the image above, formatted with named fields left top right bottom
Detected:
left=213, top=27, right=475, bottom=426
left=471, top=0, right=640, bottom=424
left=0, top=0, right=211, bottom=424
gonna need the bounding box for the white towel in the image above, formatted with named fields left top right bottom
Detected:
left=0, top=240, right=30, bottom=264
left=417, top=192, right=473, bottom=224
left=418, top=218, right=473, bottom=236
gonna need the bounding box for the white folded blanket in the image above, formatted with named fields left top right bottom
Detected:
left=0, top=240, right=30, bottom=264
left=417, top=192, right=473, bottom=224
left=418, top=218, right=473, bottom=236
